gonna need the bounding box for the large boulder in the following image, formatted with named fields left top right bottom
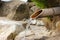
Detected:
left=13, top=3, right=29, bottom=21
left=0, top=1, right=29, bottom=20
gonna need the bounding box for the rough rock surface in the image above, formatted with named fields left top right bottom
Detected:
left=0, top=1, right=29, bottom=20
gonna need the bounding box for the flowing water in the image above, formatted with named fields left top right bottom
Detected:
left=22, top=18, right=33, bottom=40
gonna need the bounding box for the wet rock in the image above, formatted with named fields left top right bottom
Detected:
left=15, top=25, right=51, bottom=40
left=46, top=35, right=60, bottom=40
left=30, top=19, right=37, bottom=25
left=15, top=30, right=34, bottom=40
left=36, top=20, right=45, bottom=26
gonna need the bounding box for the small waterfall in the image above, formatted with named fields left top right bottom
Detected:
left=22, top=18, right=33, bottom=40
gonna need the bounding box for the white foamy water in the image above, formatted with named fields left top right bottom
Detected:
left=20, top=0, right=28, bottom=2
left=23, top=18, right=34, bottom=40
left=0, top=19, right=25, bottom=40
left=0, top=20, right=22, bottom=25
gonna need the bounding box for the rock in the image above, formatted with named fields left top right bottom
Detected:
left=0, top=1, right=5, bottom=17
left=30, top=19, right=37, bottom=25
left=30, top=19, right=45, bottom=26
left=15, top=30, right=35, bottom=40
left=40, top=18, right=53, bottom=30
left=13, top=3, right=29, bottom=21
left=15, top=25, right=51, bottom=40
left=36, top=20, right=45, bottom=26
left=46, top=35, right=60, bottom=40
left=55, top=21, right=60, bottom=33
left=0, top=0, right=29, bottom=20
left=0, top=19, right=25, bottom=40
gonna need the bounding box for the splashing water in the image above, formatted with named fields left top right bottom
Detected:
left=20, top=0, right=28, bottom=2
left=22, top=18, right=33, bottom=40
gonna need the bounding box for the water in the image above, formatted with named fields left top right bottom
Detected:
left=21, top=18, right=50, bottom=40
left=22, top=18, right=33, bottom=40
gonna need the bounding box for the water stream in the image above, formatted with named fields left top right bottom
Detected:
left=22, top=18, right=33, bottom=40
